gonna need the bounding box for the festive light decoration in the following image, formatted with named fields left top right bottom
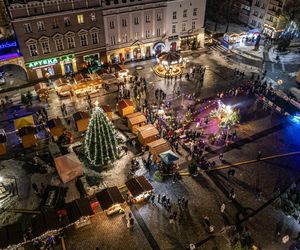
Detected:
left=84, top=107, right=118, bottom=167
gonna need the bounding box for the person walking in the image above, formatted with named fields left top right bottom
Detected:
left=157, top=194, right=161, bottom=203
left=220, top=203, right=226, bottom=213
left=257, top=151, right=262, bottom=161
left=151, top=194, right=155, bottom=204
left=219, top=153, right=223, bottom=161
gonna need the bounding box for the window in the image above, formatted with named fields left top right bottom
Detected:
left=37, top=21, right=45, bottom=31
left=156, top=28, right=161, bottom=37
left=261, top=3, right=265, bottom=9
left=134, top=16, right=139, bottom=25
left=250, top=19, right=257, bottom=26
left=253, top=11, right=258, bottom=16
left=52, top=19, right=59, bottom=29
left=145, top=15, right=151, bottom=23
left=146, top=30, right=150, bottom=38
left=77, top=15, right=84, bottom=24
left=192, top=21, right=195, bottom=30
left=111, top=36, right=116, bottom=45
left=109, top=20, right=115, bottom=29
left=182, top=23, right=186, bottom=31
left=24, top=23, right=32, bottom=33
left=90, top=12, right=96, bottom=22
left=122, top=34, right=128, bottom=43
left=255, top=0, right=260, bottom=7
left=183, top=9, right=187, bottom=18
left=122, top=18, right=127, bottom=27
left=41, top=41, right=50, bottom=54
left=172, top=24, right=176, bottom=33
left=173, top=11, right=177, bottom=19
left=259, top=13, right=264, bottom=19
left=134, top=32, right=139, bottom=40
left=91, top=33, right=99, bottom=44
left=257, top=22, right=261, bottom=28
left=79, top=34, right=88, bottom=46
left=28, top=44, right=38, bottom=56
left=193, top=8, right=197, bottom=16
left=67, top=36, right=75, bottom=49
left=157, top=12, right=162, bottom=21
left=55, top=39, right=64, bottom=51
left=64, top=17, right=71, bottom=27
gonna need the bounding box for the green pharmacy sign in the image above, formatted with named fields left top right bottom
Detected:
left=28, top=57, right=59, bottom=68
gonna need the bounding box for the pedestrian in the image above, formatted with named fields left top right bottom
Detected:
left=229, top=188, right=236, bottom=200
left=173, top=210, right=177, bottom=220
left=169, top=214, right=174, bottom=224
left=151, top=194, right=155, bottom=204
left=257, top=151, right=262, bottom=161
left=157, top=194, right=161, bottom=203
left=184, top=199, right=189, bottom=208
left=177, top=198, right=181, bottom=206
left=220, top=203, right=226, bottom=213
left=32, top=183, right=38, bottom=193
left=219, top=153, right=223, bottom=161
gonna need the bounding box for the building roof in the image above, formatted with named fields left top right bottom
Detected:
left=147, top=138, right=170, bottom=155
left=47, top=118, right=63, bottom=129
left=18, top=126, right=36, bottom=137
left=54, top=153, right=83, bottom=183
left=14, top=115, right=35, bottom=130
left=137, top=124, right=158, bottom=138
left=126, top=112, right=143, bottom=119
left=96, top=186, right=125, bottom=210
left=118, top=99, right=133, bottom=110
left=125, top=176, right=153, bottom=197
left=66, top=198, right=94, bottom=223
left=73, top=111, right=90, bottom=122
left=101, top=105, right=112, bottom=113
left=128, top=114, right=147, bottom=125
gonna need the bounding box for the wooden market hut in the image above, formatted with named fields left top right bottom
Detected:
left=0, top=129, right=7, bottom=155
left=147, top=138, right=171, bottom=161
left=73, top=111, right=90, bottom=132
left=101, top=105, right=113, bottom=121
left=117, top=99, right=134, bottom=118
left=96, top=187, right=125, bottom=215
left=47, top=118, right=65, bottom=138
left=18, top=126, right=37, bottom=148
left=137, top=124, right=159, bottom=146
left=14, top=115, right=35, bottom=130
left=125, top=176, right=153, bottom=202
left=128, top=113, right=147, bottom=133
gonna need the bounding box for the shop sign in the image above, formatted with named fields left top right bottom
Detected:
left=0, top=41, right=17, bottom=50
left=61, top=54, right=74, bottom=63
left=27, top=57, right=59, bottom=68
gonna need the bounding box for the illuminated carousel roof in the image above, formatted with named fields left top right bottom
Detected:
left=157, top=51, right=182, bottom=65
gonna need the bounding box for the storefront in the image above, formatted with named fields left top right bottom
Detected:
left=25, top=54, right=77, bottom=81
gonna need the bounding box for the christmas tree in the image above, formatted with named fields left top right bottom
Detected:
left=85, top=107, right=118, bottom=167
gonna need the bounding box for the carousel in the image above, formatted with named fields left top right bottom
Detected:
left=153, top=51, right=185, bottom=78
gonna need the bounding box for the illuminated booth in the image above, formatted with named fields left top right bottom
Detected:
left=73, top=111, right=91, bottom=132
left=96, top=186, right=125, bottom=215
left=137, top=124, right=159, bottom=146
left=101, top=105, right=113, bottom=120
left=125, top=176, right=153, bottom=203
left=147, top=138, right=171, bottom=162
left=117, top=99, right=134, bottom=118
left=47, top=118, right=65, bottom=138
left=128, top=113, right=147, bottom=133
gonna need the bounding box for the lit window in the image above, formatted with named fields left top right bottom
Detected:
left=145, top=15, right=151, bottom=23
left=37, top=21, right=45, bottom=31
left=79, top=34, right=88, bottom=46
left=193, top=8, right=197, bottom=16
left=173, top=11, right=177, bottom=19
left=41, top=41, right=50, bottom=54
left=77, top=15, right=84, bottom=24
left=28, top=44, right=38, bottom=56
left=24, top=23, right=32, bottom=33
left=183, top=9, right=187, bottom=18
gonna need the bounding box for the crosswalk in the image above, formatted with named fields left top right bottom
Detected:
left=208, top=44, right=229, bottom=54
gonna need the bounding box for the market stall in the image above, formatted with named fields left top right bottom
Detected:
left=117, top=99, right=134, bottom=118
left=147, top=138, right=171, bottom=162
left=56, top=84, right=72, bottom=97
left=74, top=73, right=84, bottom=84
left=159, top=150, right=179, bottom=165
left=125, top=176, right=153, bottom=203
left=95, top=186, right=125, bottom=215
left=100, top=73, right=119, bottom=85
left=18, top=126, right=37, bottom=148
left=101, top=105, right=113, bottom=120
left=72, top=79, right=102, bottom=97
left=54, top=152, right=83, bottom=184
left=73, top=111, right=90, bottom=132
left=0, top=129, right=7, bottom=155
left=137, top=124, right=159, bottom=146
left=47, top=118, right=65, bottom=138
left=14, top=115, right=35, bottom=130
left=128, top=113, right=147, bottom=133
left=34, top=82, right=49, bottom=102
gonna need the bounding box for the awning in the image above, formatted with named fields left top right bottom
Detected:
left=14, top=115, right=35, bottom=130
left=54, top=153, right=83, bottom=183
left=159, top=150, right=179, bottom=164
left=96, top=186, right=124, bottom=210
left=125, top=176, right=153, bottom=197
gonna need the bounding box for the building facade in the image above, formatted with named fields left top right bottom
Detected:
left=7, top=0, right=106, bottom=81
left=232, top=0, right=253, bottom=25
left=248, top=0, right=286, bottom=37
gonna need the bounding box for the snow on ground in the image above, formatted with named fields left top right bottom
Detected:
left=232, top=44, right=264, bottom=61
left=268, top=47, right=300, bottom=63
left=206, top=20, right=248, bottom=34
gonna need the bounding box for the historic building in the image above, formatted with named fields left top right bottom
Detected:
left=7, top=0, right=106, bottom=80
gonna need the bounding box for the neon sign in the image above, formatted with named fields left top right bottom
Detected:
left=0, top=41, right=17, bottom=50
left=28, top=58, right=59, bottom=68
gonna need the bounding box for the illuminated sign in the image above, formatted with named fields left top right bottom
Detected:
left=0, top=53, right=20, bottom=61
left=28, top=57, right=59, bottom=68
left=0, top=41, right=17, bottom=50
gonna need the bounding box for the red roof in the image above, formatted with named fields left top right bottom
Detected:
left=118, top=99, right=133, bottom=109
